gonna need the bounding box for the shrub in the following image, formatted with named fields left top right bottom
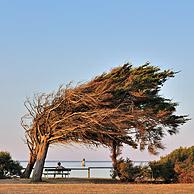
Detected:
left=174, top=155, right=194, bottom=183
left=149, top=159, right=177, bottom=183
left=111, top=158, right=151, bottom=182
left=149, top=146, right=194, bottom=183
left=0, top=151, right=22, bottom=178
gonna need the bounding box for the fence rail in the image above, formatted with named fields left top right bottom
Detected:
left=41, top=166, right=113, bottom=178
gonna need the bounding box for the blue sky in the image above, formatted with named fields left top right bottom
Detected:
left=0, top=0, right=193, bottom=161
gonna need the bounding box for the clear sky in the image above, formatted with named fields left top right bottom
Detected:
left=0, top=0, right=193, bottom=161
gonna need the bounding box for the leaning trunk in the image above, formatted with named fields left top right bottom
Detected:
left=31, top=138, right=49, bottom=182
left=21, top=153, right=37, bottom=178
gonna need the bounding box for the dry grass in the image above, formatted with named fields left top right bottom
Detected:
left=0, top=179, right=194, bottom=194
left=0, top=183, right=194, bottom=194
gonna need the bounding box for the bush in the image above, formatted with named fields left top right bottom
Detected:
left=111, top=158, right=151, bottom=182
left=0, top=151, right=23, bottom=178
left=149, top=146, right=194, bottom=183
left=174, top=155, right=194, bottom=183
left=149, top=159, right=176, bottom=183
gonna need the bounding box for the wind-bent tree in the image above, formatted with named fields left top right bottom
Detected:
left=22, top=63, right=188, bottom=182
left=22, top=85, right=135, bottom=181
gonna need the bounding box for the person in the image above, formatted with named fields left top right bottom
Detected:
left=54, top=162, right=64, bottom=177
left=56, top=162, right=64, bottom=170
left=81, top=158, right=86, bottom=167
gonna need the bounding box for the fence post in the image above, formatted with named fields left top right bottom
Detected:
left=88, top=167, right=90, bottom=178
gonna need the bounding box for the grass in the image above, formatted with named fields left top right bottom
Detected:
left=0, top=178, right=194, bottom=194
left=0, top=183, right=194, bottom=194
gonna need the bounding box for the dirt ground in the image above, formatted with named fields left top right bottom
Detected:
left=0, top=178, right=194, bottom=194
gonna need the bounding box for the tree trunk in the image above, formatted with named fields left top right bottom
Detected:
left=21, top=153, right=36, bottom=178
left=31, top=138, right=49, bottom=182
left=110, top=141, right=122, bottom=179
left=111, top=141, right=118, bottom=171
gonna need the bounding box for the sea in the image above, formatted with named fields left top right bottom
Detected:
left=20, top=160, right=149, bottom=178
